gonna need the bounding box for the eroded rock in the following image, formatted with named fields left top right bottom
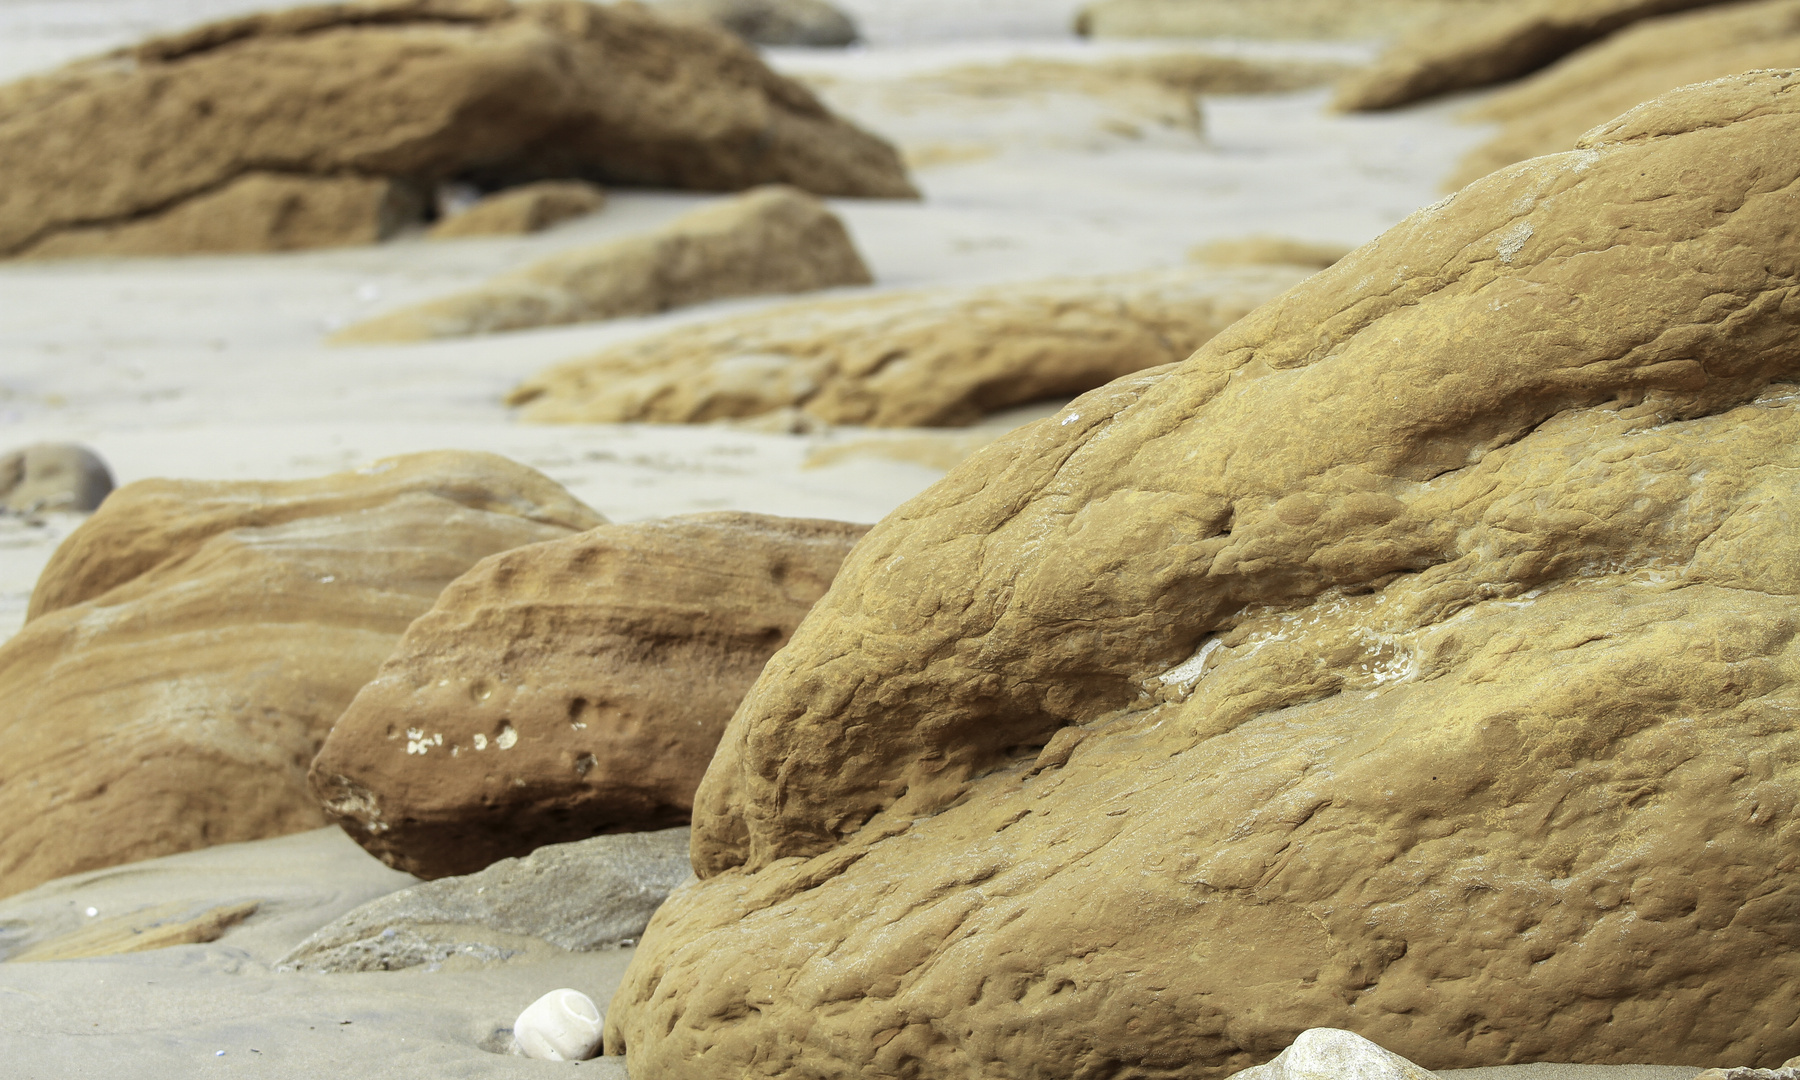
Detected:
left=605, top=72, right=1800, bottom=1077
left=429, top=180, right=607, bottom=239
left=0, top=451, right=603, bottom=898
left=309, top=512, right=867, bottom=879
left=508, top=266, right=1309, bottom=427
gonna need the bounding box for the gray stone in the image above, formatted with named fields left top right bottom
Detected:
left=0, top=443, right=112, bottom=514
left=277, top=828, right=691, bottom=973
left=653, top=0, right=859, bottom=46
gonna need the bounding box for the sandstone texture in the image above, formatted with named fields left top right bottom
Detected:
left=1450, top=0, right=1800, bottom=188
left=1334, top=0, right=1735, bottom=111
left=652, top=0, right=858, bottom=46
left=279, top=828, right=692, bottom=972
left=309, top=513, right=868, bottom=879
left=429, top=180, right=607, bottom=239
left=334, top=185, right=872, bottom=343
left=0, top=451, right=602, bottom=898
left=1073, top=0, right=1496, bottom=40
left=508, top=266, right=1309, bottom=427
left=1190, top=235, right=1353, bottom=270
left=0, top=0, right=914, bottom=259
left=0, top=443, right=113, bottom=514
left=607, top=72, right=1800, bottom=1077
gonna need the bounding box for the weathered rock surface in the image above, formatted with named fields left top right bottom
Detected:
left=0, top=451, right=603, bottom=898
left=0, top=443, right=113, bottom=514
left=429, top=180, right=606, bottom=239
left=0, top=0, right=914, bottom=259
left=1334, top=0, right=1735, bottom=111
left=652, top=0, right=858, bottom=46
left=606, top=72, right=1800, bottom=1077
left=334, top=185, right=872, bottom=343
left=1074, top=0, right=1491, bottom=41
left=1237, top=1030, right=1439, bottom=1080
left=1450, top=1, right=1800, bottom=187
left=508, top=266, right=1309, bottom=427
left=1189, top=235, right=1352, bottom=270
left=309, top=513, right=867, bottom=879
left=279, top=828, right=692, bottom=972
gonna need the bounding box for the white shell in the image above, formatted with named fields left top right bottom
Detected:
left=512, top=988, right=603, bottom=1062
left=1232, top=1028, right=1438, bottom=1080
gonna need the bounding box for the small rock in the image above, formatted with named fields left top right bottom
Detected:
left=428, top=180, right=606, bottom=239
left=1234, top=1030, right=1438, bottom=1080
left=652, top=0, right=858, bottom=46
left=0, top=443, right=113, bottom=514
left=1189, top=235, right=1352, bottom=270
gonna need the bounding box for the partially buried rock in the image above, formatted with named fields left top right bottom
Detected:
left=334, top=185, right=871, bottom=343
left=429, top=180, right=607, bottom=239
left=1189, top=235, right=1353, bottom=270
left=1236, top=1030, right=1438, bottom=1080
left=0, top=443, right=113, bottom=514
left=0, top=451, right=603, bottom=899
left=1447, top=0, right=1800, bottom=187
left=605, top=72, right=1800, bottom=1076
left=652, top=0, right=858, bottom=46
left=0, top=0, right=914, bottom=259
left=278, top=828, right=691, bottom=972
left=507, top=265, right=1309, bottom=427
left=309, top=512, right=867, bottom=879
left=1333, top=0, right=1736, bottom=111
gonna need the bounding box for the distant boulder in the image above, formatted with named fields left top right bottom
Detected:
left=429, top=180, right=607, bottom=239
left=652, top=0, right=858, bottom=46
left=0, top=443, right=112, bottom=514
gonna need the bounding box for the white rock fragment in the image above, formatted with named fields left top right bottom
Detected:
left=513, top=988, right=603, bottom=1062
left=1233, top=1028, right=1438, bottom=1080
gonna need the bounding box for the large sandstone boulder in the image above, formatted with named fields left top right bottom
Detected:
left=0, top=451, right=603, bottom=898
left=309, top=512, right=868, bottom=879
left=0, top=0, right=914, bottom=259
left=333, top=186, right=872, bottom=343
left=651, top=0, right=858, bottom=46
left=1334, top=0, right=1735, bottom=111
left=605, top=72, right=1800, bottom=1077
left=1449, top=0, right=1800, bottom=187
left=507, top=266, right=1310, bottom=427
left=1073, top=0, right=1492, bottom=41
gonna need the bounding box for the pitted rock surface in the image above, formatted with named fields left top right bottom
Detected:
left=605, top=72, right=1800, bottom=1078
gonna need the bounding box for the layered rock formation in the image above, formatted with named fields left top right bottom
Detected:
left=652, top=0, right=858, bottom=46
left=508, top=266, right=1309, bottom=427
left=429, top=180, right=607, bottom=239
left=0, top=451, right=602, bottom=898
left=1450, top=0, right=1800, bottom=187
left=0, top=0, right=914, bottom=259
left=1334, top=0, right=1734, bottom=111
left=309, top=513, right=868, bottom=879
left=606, top=72, right=1800, bottom=1077
left=334, top=186, right=871, bottom=343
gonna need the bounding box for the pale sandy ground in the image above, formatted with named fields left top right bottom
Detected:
left=0, top=2, right=1690, bottom=1077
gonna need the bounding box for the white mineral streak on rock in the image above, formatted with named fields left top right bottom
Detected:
left=513, top=988, right=604, bottom=1061
left=1233, top=1029, right=1439, bottom=1080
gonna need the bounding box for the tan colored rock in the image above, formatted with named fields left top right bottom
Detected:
left=1334, top=0, right=1736, bottom=111
left=651, top=0, right=858, bottom=46
left=1450, top=0, right=1800, bottom=187
left=0, top=0, right=914, bottom=259
left=0, top=451, right=603, bottom=898
left=1074, top=0, right=1498, bottom=41
left=428, top=180, right=606, bottom=239
left=508, top=266, right=1309, bottom=427
left=7, top=901, right=261, bottom=962
left=309, top=512, right=867, bottom=879
left=0, top=443, right=113, bottom=514
left=19, top=173, right=424, bottom=260
left=1189, top=235, right=1353, bottom=269
left=334, top=186, right=872, bottom=343
left=606, top=72, right=1800, bottom=1077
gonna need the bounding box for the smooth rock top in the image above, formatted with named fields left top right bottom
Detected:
left=604, top=72, right=1800, bottom=1078
left=0, top=443, right=113, bottom=514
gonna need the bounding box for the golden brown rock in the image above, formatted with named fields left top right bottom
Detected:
left=1334, top=0, right=1735, bottom=111
left=0, top=0, right=914, bottom=259
left=0, top=451, right=602, bottom=898
left=1450, top=0, right=1800, bottom=187
left=309, top=513, right=867, bottom=879
left=507, top=266, right=1308, bottom=427
left=606, top=72, right=1800, bottom=1077
left=334, top=186, right=872, bottom=343
left=428, top=180, right=607, bottom=239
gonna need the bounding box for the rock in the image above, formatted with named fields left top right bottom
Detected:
left=278, top=829, right=692, bottom=972
left=1073, top=0, right=1487, bottom=40
left=1189, top=235, right=1353, bottom=270
left=0, top=443, right=113, bottom=514
left=18, top=174, right=425, bottom=260
left=652, top=0, right=858, bottom=46
left=514, top=989, right=605, bottom=1061
left=333, top=185, right=872, bottom=343
left=0, top=451, right=603, bottom=898
left=0, top=0, right=915, bottom=260
left=1334, top=0, right=1736, bottom=110
left=507, top=266, right=1309, bottom=427
left=428, top=180, right=606, bottom=239
left=1449, top=0, right=1800, bottom=188
left=1236, top=1030, right=1439, bottom=1080
left=6, top=900, right=262, bottom=962
left=308, top=513, right=867, bottom=879
left=605, top=72, right=1800, bottom=1076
